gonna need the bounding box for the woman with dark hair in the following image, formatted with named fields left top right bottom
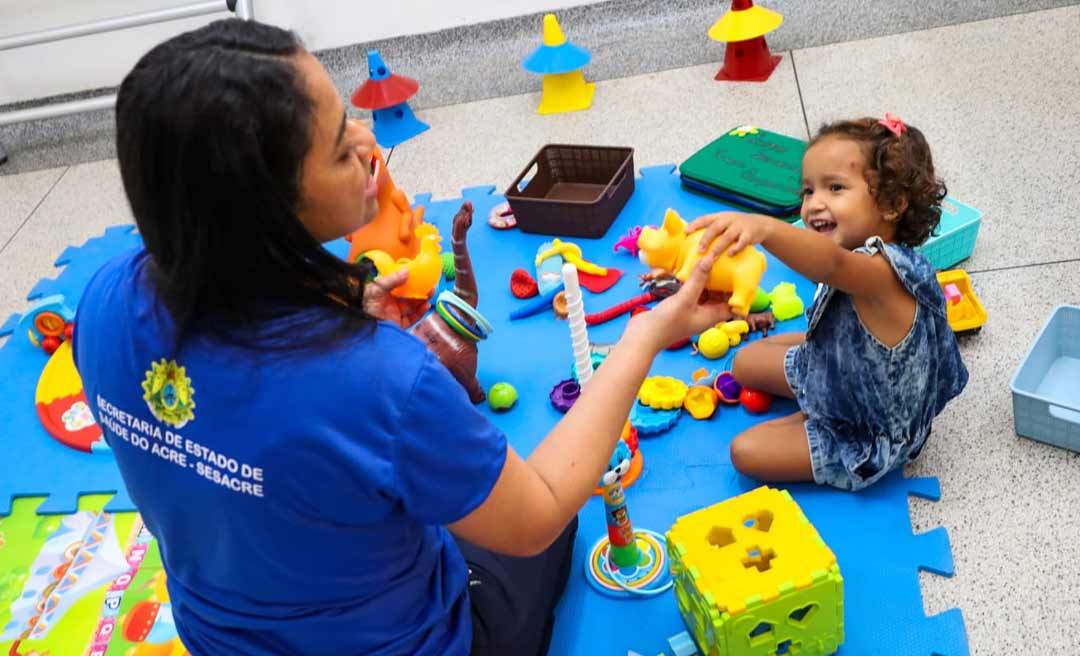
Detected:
left=73, top=19, right=730, bottom=655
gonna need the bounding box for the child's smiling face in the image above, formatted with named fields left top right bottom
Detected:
left=800, top=136, right=895, bottom=249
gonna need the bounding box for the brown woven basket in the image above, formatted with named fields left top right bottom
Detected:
left=505, top=145, right=635, bottom=238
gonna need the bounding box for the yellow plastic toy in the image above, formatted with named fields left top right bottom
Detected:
left=667, top=486, right=844, bottom=656
left=696, top=320, right=751, bottom=359
left=937, top=269, right=987, bottom=333
left=639, top=376, right=690, bottom=410
left=362, top=230, right=443, bottom=299
left=535, top=238, right=607, bottom=276
left=683, top=386, right=719, bottom=419
left=720, top=319, right=750, bottom=345
left=697, top=327, right=731, bottom=359
left=708, top=1, right=783, bottom=42
left=638, top=209, right=767, bottom=315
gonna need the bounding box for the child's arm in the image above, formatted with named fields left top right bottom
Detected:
left=686, top=212, right=904, bottom=301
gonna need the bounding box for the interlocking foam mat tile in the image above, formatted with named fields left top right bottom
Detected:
left=0, top=226, right=141, bottom=515
left=0, top=166, right=966, bottom=655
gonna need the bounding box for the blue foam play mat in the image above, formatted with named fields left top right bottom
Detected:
left=0, top=165, right=967, bottom=655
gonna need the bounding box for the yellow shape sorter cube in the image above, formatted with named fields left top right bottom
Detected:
left=666, top=486, right=843, bottom=656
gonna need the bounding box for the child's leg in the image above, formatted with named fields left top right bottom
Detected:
left=732, top=335, right=803, bottom=400
left=729, top=412, right=814, bottom=482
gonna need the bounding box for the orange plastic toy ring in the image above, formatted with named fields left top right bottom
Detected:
left=34, top=311, right=66, bottom=337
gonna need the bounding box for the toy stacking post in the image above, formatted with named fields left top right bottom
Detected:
left=522, top=14, right=596, bottom=115
left=351, top=50, right=430, bottom=148
left=565, top=263, right=673, bottom=598
left=601, top=472, right=641, bottom=569
left=563, top=263, right=594, bottom=389
left=708, top=0, right=784, bottom=82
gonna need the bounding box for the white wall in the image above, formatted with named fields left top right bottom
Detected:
left=0, top=0, right=605, bottom=105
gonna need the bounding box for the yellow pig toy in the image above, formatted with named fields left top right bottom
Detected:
left=637, top=208, right=767, bottom=315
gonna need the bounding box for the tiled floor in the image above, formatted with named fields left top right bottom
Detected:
left=2, top=6, right=1080, bottom=654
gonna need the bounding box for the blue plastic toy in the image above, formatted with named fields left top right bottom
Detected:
left=351, top=50, right=429, bottom=149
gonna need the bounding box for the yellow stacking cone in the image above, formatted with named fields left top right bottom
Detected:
left=538, top=70, right=596, bottom=115
left=523, top=14, right=596, bottom=115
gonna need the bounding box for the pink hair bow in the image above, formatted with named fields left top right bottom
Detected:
left=879, top=113, right=907, bottom=137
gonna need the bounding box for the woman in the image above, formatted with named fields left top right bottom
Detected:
left=73, top=19, right=729, bottom=656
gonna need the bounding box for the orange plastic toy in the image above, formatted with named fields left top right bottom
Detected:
left=362, top=233, right=444, bottom=300
left=346, top=145, right=427, bottom=263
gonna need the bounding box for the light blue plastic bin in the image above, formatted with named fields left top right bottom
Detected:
left=791, top=195, right=981, bottom=270
left=1010, top=305, right=1080, bottom=452
left=917, top=196, right=982, bottom=270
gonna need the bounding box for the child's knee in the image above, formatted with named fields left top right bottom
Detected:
left=732, top=347, right=753, bottom=384
left=729, top=432, right=757, bottom=474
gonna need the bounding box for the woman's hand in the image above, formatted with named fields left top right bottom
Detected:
left=627, top=249, right=733, bottom=350
left=363, top=269, right=430, bottom=329
left=686, top=211, right=773, bottom=258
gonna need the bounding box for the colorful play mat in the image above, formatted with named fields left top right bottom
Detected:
left=0, top=165, right=968, bottom=655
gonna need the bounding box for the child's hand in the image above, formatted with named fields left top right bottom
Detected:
left=686, top=212, right=772, bottom=257
left=628, top=249, right=733, bottom=350
left=363, top=269, right=431, bottom=329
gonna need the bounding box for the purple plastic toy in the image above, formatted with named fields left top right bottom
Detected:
left=713, top=371, right=742, bottom=404
left=550, top=378, right=581, bottom=413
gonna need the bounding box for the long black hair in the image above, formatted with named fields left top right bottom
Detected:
left=115, top=19, right=373, bottom=350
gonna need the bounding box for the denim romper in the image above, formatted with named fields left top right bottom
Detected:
left=783, top=237, right=969, bottom=490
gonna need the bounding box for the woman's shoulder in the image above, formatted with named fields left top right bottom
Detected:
left=83, top=246, right=148, bottom=296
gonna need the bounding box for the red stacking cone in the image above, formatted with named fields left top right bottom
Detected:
left=708, top=0, right=784, bottom=82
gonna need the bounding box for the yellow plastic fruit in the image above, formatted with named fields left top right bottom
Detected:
left=638, top=376, right=689, bottom=410
left=697, top=328, right=731, bottom=359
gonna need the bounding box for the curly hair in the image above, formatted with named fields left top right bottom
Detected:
left=809, top=117, right=947, bottom=247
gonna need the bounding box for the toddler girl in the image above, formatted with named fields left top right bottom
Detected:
left=688, top=115, right=969, bottom=490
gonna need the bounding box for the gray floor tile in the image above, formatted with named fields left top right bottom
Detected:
left=0, top=166, right=66, bottom=251
left=386, top=60, right=807, bottom=200
left=907, top=260, right=1080, bottom=654
left=0, top=160, right=132, bottom=333
left=794, top=5, right=1080, bottom=272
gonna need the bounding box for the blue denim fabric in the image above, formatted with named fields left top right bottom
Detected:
left=784, top=237, right=969, bottom=490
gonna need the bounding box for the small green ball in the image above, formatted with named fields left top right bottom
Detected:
left=750, top=287, right=771, bottom=313
left=441, top=252, right=456, bottom=280
left=488, top=382, right=518, bottom=411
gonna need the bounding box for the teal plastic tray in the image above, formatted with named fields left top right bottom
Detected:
left=1010, top=305, right=1080, bottom=453
left=919, top=196, right=982, bottom=270
left=791, top=195, right=981, bottom=270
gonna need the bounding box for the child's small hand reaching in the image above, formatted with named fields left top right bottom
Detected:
left=686, top=211, right=772, bottom=258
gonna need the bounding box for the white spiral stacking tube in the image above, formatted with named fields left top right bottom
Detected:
left=562, top=263, right=594, bottom=389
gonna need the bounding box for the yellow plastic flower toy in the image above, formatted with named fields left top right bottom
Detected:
left=638, top=376, right=689, bottom=410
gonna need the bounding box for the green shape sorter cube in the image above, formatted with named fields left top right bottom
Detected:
left=667, top=486, right=844, bottom=656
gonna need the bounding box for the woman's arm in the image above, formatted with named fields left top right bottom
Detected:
left=448, top=254, right=731, bottom=556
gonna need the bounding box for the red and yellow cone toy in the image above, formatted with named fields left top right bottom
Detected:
left=708, top=0, right=784, bottom=82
